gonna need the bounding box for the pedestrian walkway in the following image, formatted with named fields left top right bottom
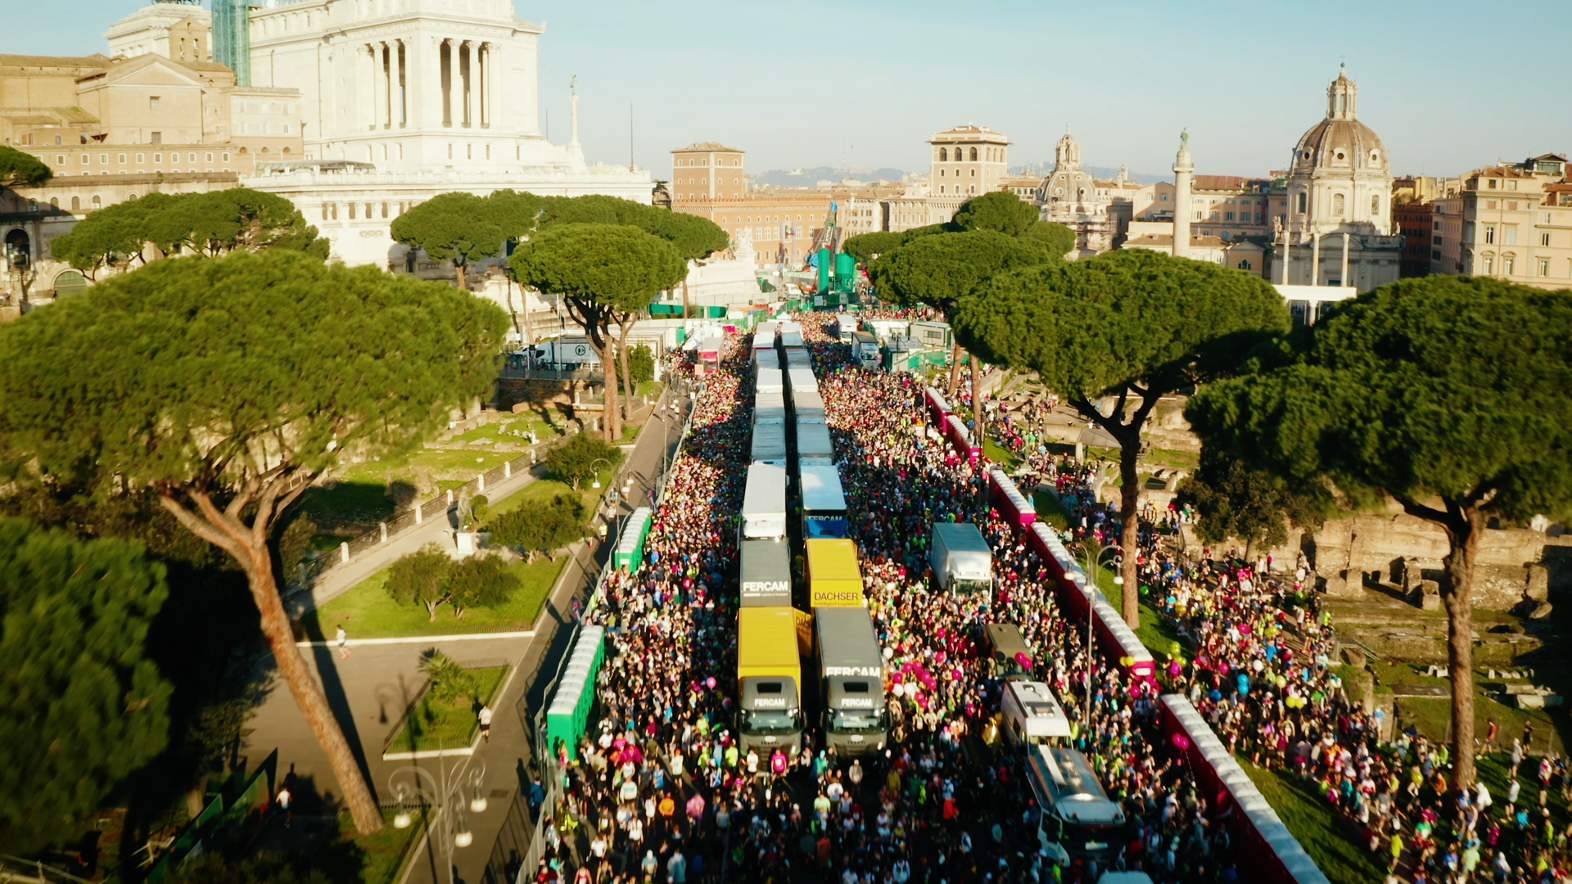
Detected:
left=289, top=393, right=675, bottom=619
left=238, top=385, right=691, bottom=884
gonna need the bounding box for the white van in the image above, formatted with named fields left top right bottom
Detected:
left=1001, top=680, right=1071, bottom=746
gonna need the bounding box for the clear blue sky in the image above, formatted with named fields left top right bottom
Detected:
left=14, top=0, right=1567, bottom=180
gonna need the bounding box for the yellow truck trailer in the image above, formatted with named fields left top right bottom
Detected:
left=806, top=538, right=865, bottom=607
left=736, top=606, right=804, bottom=754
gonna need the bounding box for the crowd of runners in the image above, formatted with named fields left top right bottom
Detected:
left=523, top=313, right=1572, bottom=884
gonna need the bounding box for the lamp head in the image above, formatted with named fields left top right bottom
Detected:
left=393, top=809, right=412, bottom=829
left=454, top=828, right=474, bottom=848
left=592, top=478, right=601, bottom=489
left=470, top=795, right=489, bottom=813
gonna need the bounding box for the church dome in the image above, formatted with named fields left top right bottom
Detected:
left=1289, top=67, right=1388, bottom=177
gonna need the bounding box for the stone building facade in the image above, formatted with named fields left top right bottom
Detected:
left=1429, top=162, right=1572, bottom=289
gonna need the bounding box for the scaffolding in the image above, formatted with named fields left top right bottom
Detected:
left=212, top=0, right=251, bottom=86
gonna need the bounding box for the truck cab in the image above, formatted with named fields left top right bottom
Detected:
left=737, top=607, right=804, bottom=754
left=814, top=607, right=888, bottom=756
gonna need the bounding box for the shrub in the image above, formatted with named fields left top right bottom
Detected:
left=544, top=432, right=619, bottom=489
left=489, top=494, right=587, bottom=561
left=419, top=648, right=478, bottom=704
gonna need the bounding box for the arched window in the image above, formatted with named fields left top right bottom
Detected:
left=969, top=147, right=978, bottom=161
left=1296, top=192, right=1306, bottom=213
left=938, top=148, right=947, bottom=161
left=1332, top=193, right=1345, bottom=216
left=71, top=196, right=80, bottom=211
left=49, top=197, right=58, bottom=209
left=91, top=195, right=102, bottom=209
left=128, top=193, right=137, bottom=200
left=1371, top=195, right=1380, bottom=217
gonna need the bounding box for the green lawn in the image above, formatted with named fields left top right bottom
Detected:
left=1088, top=561, right=1185, bottom=658
left=1033, top=489, right=1071, bottom=530
left=387, top=665, right=509, bottom=754
left=327, top=808, right=430, bottom=884
left=1146, top=447, right=1200, bottom=470
left=1369, top=659, right=1569, bottom=754
left=297, top=555, right=565, bottom=639
left=983, top=438, right=1021, bottom=471
left=1241, top=761, right=1386, bottom=884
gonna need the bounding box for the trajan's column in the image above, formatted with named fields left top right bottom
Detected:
left=1171, top=130, right=1194, bottom=259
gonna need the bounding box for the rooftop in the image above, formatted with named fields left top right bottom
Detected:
left=673, top=141, right=744, bottom=154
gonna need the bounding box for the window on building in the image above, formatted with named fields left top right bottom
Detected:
left=150, top=132, right=161, bottom=144
left=1508, top=201, right=1519, bottom=211
left=1434, top=220, right=1441, bottom=231
left=221, top=152, right=229, bottom=162
left=71, top=196, right=80, bottom=210
left=1371, top=195, right=1380, bottom=216
left=323, top=204, right=331, bottom=220
left=1484, top=226, right=1495, bottom=244
left=1540, top=258, right=1551, bottom=277
left=1296, top=192, right=1306, bottom=213
left=1487, top=179, right=1497, bottom=189
left=970, top=169, right=976, bottom=177
left=150, top=96, right=161, bottom=110
left=381, top=202, right=388, bottom=218
left=91, top=195, right=101, bottom=209
left=969, top=148, right=978, bottom=161
left=1225, top=211, right=1234, bottom=221
left=1237, top=260, right=1251, bottom=270
left=1332, top=193, right=1345, bottom=216
left=153, top=153, right=162, bottom=164
left=1504, top=225, right=1517, bottom=245
left=349, top=202, right=356, bottom=219
left=1508, top=180, right=1518, bottom=191
left=938, top=148, right=947, bottom=161
left=1543, top=232, right=1553, bottom=247
left=1482, top=255, right=1493, bottom=274
left=1504, top=256, right=1515, bottom=275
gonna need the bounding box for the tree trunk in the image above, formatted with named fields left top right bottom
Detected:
left=243, top=546, right=385, bottom=833
left=1440, top=505, right=1485, bottom=792
left=185, top=773, right=211, bottom=818
left=1117, top=441, right=1141, bottom=628
left=946, top=344, right=964, bottom=398
left=587, top=327, right=619, bottom=443
left=970, top=356, right=984, bottom=442
left=426, top=600, right=438, bottom=621
left=454, top=260, right=467, bottom=291
left=617, top=317, right=636, bottom=423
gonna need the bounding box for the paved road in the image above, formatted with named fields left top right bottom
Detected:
left=240, top=385, right=692, bottom=884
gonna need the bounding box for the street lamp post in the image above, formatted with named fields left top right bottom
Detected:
left=388, top=752, right=489, bottom=884
left=588, top=457, right=612, bottom=489
left=1080, top=540, right=1123, bottom=742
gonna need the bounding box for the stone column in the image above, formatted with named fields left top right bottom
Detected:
left=361, top=44, right=375, bottom=131
left=460, top=41, right=473, bottom=127
left=477, top=44, right=488, bottom=128
left=1311, top=230, right=1321, bottom=286
left=447, top=40, right=462, bottom=129
left=375, top=43, right=389, bottom=129
left=1172, top=133, right=1194, bottom=260
left=396, top=40, right=407, bottom=127
left=1341, top=231, right=1351, bottom=287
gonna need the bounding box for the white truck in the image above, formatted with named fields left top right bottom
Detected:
left=750, top=422, right=788, bottom=466
left=930, top=523, right=992, bottom=594
left=740, top=462, right=787, bottom=543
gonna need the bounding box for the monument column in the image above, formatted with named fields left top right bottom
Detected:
left=372, top=44, right=387, bottom=130
left=447, top=40, right=462, bottom=129
left=1341, top=231, right=1351, bottom=287
left=1172, top=130, right=1194, bottom=259
left=1311, top=229, right=1321, bottom=286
